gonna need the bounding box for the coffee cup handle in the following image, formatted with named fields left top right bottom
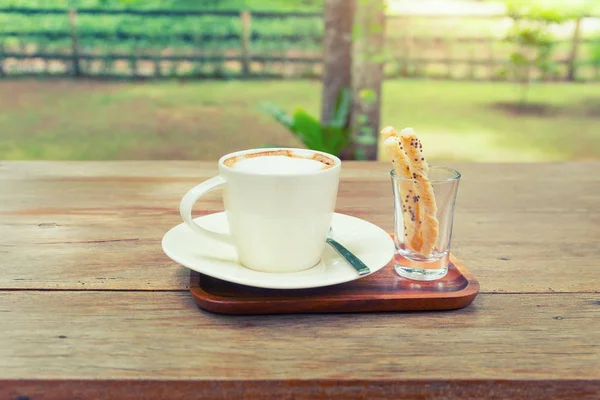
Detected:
left=180, top=176, right=234, bottom=245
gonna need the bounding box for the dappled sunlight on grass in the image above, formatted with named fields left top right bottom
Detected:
left=379, top=80, right=600, bottom=162
left=0, top=79, right=598, bottom=162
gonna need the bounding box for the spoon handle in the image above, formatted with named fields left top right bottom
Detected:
left=326, top=238, right=371, bottom=276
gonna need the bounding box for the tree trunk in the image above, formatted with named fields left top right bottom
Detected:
left=567, top=17, right=582, bottom=82
left=68, top=8, right=81, bottom=77
left=321, top=0, right=355, bottom=159
left=351, top=0, right=386, bottom=161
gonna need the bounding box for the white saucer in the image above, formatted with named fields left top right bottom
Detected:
left=162, top=212, right=394, bottom=290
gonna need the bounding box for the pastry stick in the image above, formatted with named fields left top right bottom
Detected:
left=383, top=132, right=422, bottom=252
left=399, top=128, right=438, bottom=257
left=380, top=126, right=398, bottom=141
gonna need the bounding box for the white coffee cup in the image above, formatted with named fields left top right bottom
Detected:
left=180, top=148, right=341, bottom=273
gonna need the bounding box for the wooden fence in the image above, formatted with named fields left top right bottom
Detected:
left=1, top=7, right=599, bottom=81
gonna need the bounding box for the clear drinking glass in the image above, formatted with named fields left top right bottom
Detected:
left=391, top=167, right=461, bottom=281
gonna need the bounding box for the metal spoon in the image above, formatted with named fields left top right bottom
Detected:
left=326, top=228, right=371, bottom=276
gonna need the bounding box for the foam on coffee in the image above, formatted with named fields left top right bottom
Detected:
left=224, top=150, right=335, bottom=175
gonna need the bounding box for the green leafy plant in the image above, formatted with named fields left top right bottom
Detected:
left=260, top=88, right=351, bottom=157
left=503, top=3, right=570, bottom=106
left=352, top=88, right=379, bottom=161
left=591, top=36, right=600, bottom=77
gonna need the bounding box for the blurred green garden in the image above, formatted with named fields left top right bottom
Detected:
left=1, top=0, right=599, bottom=162
left=3, top=79, right=599, bottom=162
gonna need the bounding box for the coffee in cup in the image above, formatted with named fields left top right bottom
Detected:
left=180, top=148, right=341, bottom=273
left=224, top=149, right=335, bottom=174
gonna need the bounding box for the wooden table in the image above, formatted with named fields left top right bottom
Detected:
left=1, top=161, right=599, bottom=399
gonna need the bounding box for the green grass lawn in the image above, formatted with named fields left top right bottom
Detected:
left=1, top=79, right=599, bottom=162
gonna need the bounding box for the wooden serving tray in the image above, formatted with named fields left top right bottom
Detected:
left=189, top=253, right=479, bottom=315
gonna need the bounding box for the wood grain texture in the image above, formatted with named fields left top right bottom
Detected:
left=1, top=161, right=599, bottom=293
left=0, top=291, right=598, bottom=381
left=1, top=379, right=599, bottom=400
left=189, top=255, right=479, bottom=314
left=1, top=161, right=599, bottom=397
